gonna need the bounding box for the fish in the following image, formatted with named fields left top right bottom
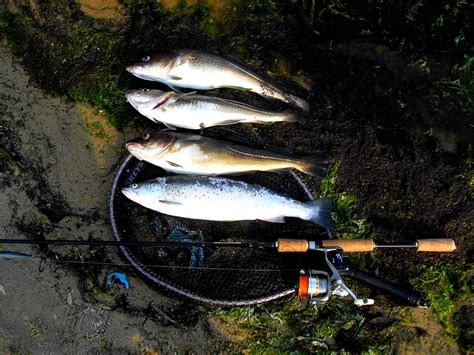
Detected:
left=125, top=89, right=303, bottom=130
left=121, top=176, right=333, bottom=230
left=126, top=132, right=326, bottom=177
left=125, top=49, right=310, bottom=112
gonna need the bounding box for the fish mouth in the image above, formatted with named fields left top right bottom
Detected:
left=125, top=65, right=137, bottom=74
left=124, top=89, right=137, bottom=102
left=125, top=65, right=154, bottom=81
left=125, top=141, right=145, bottom=151
left=121, top=187, right=138, bottom=201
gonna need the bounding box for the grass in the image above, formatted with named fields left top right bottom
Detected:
left=0, top=7, right=130, bottom=129
left=211, top=164, right=384, bottom=352
left=411, top=264, right=474, bottom=351
left=0, top=147, right=23, bottom=178
left=319, top=162, right=373, bottom=240
left=211, top=297, right=390, bottom=353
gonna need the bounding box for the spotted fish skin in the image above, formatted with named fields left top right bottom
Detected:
left=122, top=176, right=333, bottom=230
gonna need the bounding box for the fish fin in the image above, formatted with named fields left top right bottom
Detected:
left=161, top=122, right=177, bottom=130
left=167, top=84, right=182, bottom=92
left=226, top=85, right=252, bottom=91
left=298, top=153, right=328, bottom=178
left=175, top=91, right=197, bottom=101
left=304, top=198, right=333, bottom=231
left=289, top=94, right=310, bottom=112
left=165, top=160, right=184, bottom=169
left=168, top=75, right=183, bottom=80
left=270, top=146, right=296, bottom=157
left=260, top=216, right=286, bottom=223
left=224, top=144, right=267, bottom=159
left=159, top=200, right=182, bottom=205
left=275, top=109, right=310, bottom=123
left=152, top=91, right=175, bottom=109
left=217, top=119, right=246, bottom=126
left=222, top=135, right=260, bottom=148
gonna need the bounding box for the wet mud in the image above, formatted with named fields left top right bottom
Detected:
left=0, top=41, right=223, bottom=353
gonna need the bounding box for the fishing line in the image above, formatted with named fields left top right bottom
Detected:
left=2, top=254, right=297, bottom=273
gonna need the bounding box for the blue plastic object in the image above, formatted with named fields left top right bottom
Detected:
left=0, top=251, right=32, bottom=259
left=106, top=272, right=129, bottom=289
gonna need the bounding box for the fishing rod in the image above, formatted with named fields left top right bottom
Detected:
left=0, top=238, right=456, bottom=307
left=0, top=237, right=457, bottom=253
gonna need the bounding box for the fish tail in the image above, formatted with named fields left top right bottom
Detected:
left=286, top=92, right=310, bottom=112
left=304, top=198, right=333, bottom=231
left=275, top=109, right=311, bottom=123
left=260, top=83, right=311, bottom=112
left=297, top=153, right=328, bottom=178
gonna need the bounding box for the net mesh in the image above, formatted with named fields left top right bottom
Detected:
left=109, top=128, right=329, bottom=305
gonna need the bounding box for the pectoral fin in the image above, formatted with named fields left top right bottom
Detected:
left=166, top=160, right=184, bottom=169
left=161, top=122, right=177, bottom=130
left=159, top=200, right=182, bottom=205
left=175, top=91, right=198, bottom=101
left=167, top=84, right=182, bottom=92
left=227, top=85, right=252, bottom=91
left=218, top=119, right=245, bottom=126
left=260, top=216, right=285, bottom=223
left=168, top=75, right=183, bottom=81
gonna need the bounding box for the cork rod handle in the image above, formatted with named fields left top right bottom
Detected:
left=277, top=239, right=309, bottom=252
left=417, top=239, right=456, bottom=252
left=321, top=239, right=375, bottom=252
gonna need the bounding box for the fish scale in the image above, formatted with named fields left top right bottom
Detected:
left=126, top=89, right=299, bottom=129
left=126, top=132, right=326, bottom=177
left=126, top=49, right=310, bottom=111
left=121, top=176, right=333, bottom=230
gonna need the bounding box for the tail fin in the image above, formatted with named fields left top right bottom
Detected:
left=260, top=81, right=310, bottom=112
left=287, top=93, right=310, bottom=112
left=305, top=198, right=333, bottom=231
left=298, top=153, right=328, bottom=178
left=277, top=109, right=310, bottom=123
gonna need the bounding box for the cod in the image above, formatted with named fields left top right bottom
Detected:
left=126, top=132, right=326, bottom=177
left=126, top=49, right=310, bottom=112
left=126, top=89, right=303, bottom=130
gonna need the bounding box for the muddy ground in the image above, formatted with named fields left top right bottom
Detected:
left=0, top=0, right=473, bottom=353
left=0, top=41, right=228, bottom=353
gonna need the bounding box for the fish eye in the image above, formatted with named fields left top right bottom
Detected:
left=142, top=55, right=151, bottom=62
left=143, top=133, right=151, bottom=140
left=131, top=183, right=138, bottom=189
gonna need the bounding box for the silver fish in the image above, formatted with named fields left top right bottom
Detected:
left=125, top=89, right=302, bottom=130
left=122, top=176, right=333, bottom=230
left=126, top=132, right=326, bottom=177
left=126, top=49, right=310, bottom=112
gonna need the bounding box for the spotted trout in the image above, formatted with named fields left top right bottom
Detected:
left=125, top=89, right=302, bottom=130
left=126, top=49, right=310, bottom=112
left=126, top=132, right=326, bottom=177
left=122, top=176, right=333, bottom=230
